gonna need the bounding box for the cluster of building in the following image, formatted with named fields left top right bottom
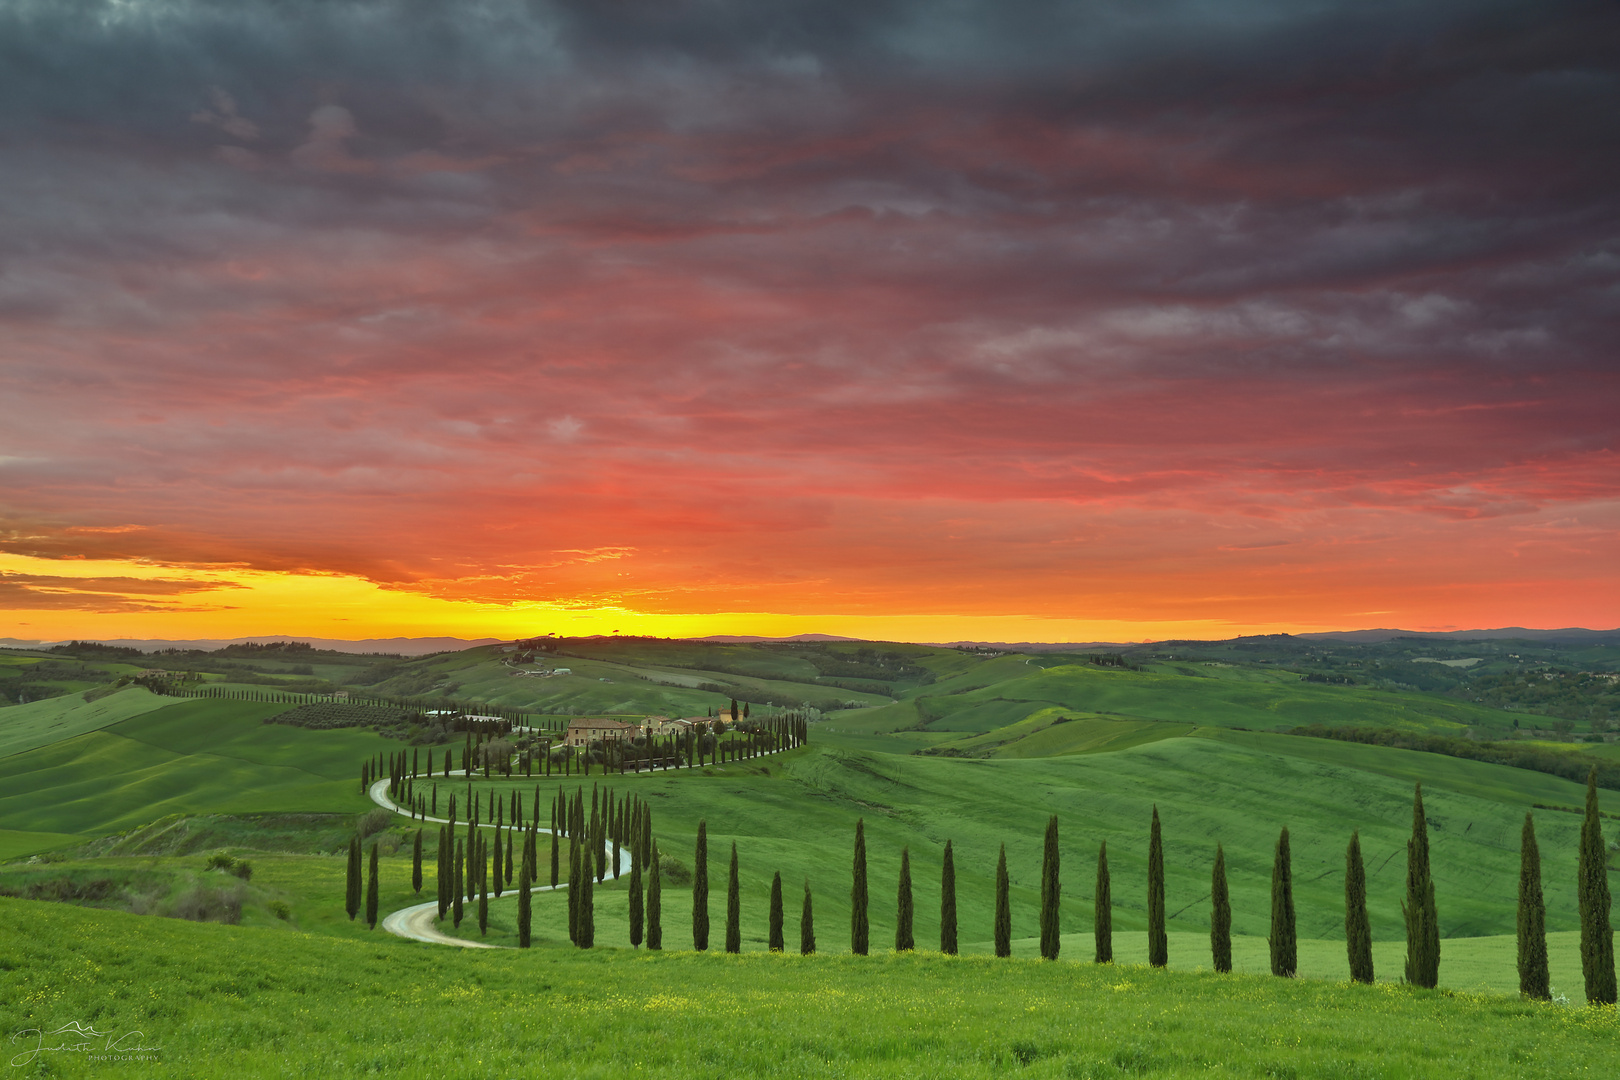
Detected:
left=561, top=714, right=717, bottom=749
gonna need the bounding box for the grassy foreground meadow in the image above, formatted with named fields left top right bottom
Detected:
left=4, top=899, right=1616, bottom=1080
left=3, top=637, right=1619, bottom=1076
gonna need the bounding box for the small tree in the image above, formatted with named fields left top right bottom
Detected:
left=1148, top=807, right=1167, bottom=968
left=693, top=820, right=710, bottom=951
left=1346, top=830, right=1374, bottom=984
left=1040, top=815, right=1060, bottom=960
left=518, top=860, right=533, bottom=948
left=801, top=877, right=816, bottom=955
left=994, top=843, right=1011, bottom=958
left=1270, top=826, right=1296, bottom=977
left=345, top=836, right=361, bottom=921
left=1579, top=767, right=1617, bottom=1004
left=1095, top=840, right=1112, bottom=964
left=629, top=854, right=644, bottom=949
left=769, top=871, right=785, bottom=952
left=851, top=818, right=869, bottom=956
left=452, top=838, right=464, bottom=928
left=365, top=841, right=380, bottom=929
left=1516, top=813, right=1549, bottom=999
left=1211, top=843, right=1232, bottom=973
left=647, top=841, right=663, bottom=951
left=579, top=848, right=595, bottom=948
left=896, top=846, right=914, bottom=951
left=726, top=842, right=742, bottom=954
left=550, top=829, right=559, bottom=889
left=940, top=839, right=958, bottom=955
left=1403, top=783, right=1439, bottom=989
left=477, top=840, right=489, bottom=936
left=412, top=829, right=423, bottom=894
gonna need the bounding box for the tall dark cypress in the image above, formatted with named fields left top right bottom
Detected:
left=647, top=841, right=663, bottom=951
left=851, top=818, right=870, bottom=956
left=629, top=853, right=644, bottom=948
left=579, top=848, right=595, bottom=948
left=693, top=820, right=710, bottom=951
left=346, top=835, right=362, bottom=920
left=1517, top=813, right=1548, bottom=999
left=492, top=825, right=504, bottom=898
left=506, top=828, right=514, bottom=893
left=1040, top=815, right=1060, bottom=961
left=993, top=843, right=1011, bottom=957
left=1579, top=767, right=1617, bottom=1004
left=769, top=871, right=785, bottom=952
left=436, top=826, right=449, bottom=920
left=477, top=839, right=489, bottom=935
left=1346, top=831, right=1374, bottom=984
left=725, top=842, right=742, bottom=954
left=1211, top=843, right=1232, bottom=974
left=568, top=834, right=581, bottom=943
left=550, top=828, right=559, bottom=888
left=801, top=877, right=816, bottom=955
left=1269, top=826, right=1297, bottom=977
left=940, top=840, right=958, bottom=955
left=1403, top=783, right=1440, bottom=989
left=1148, top=807, right=1167, bottom=968
left=517, top=860, right=533, bottom=948
left=365, top=841, right=379, bottom=929
left=896, top=846, right=915, bottom=952
left=452, top=838, right=464, bottom=928
left=1095, top=841, right=1113, bottom=964
left=412, top=829, right=423, bottom=894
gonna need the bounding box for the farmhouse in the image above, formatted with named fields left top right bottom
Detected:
left=564, top=716, right=639, bottom=748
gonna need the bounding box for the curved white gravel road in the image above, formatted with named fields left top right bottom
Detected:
left=367, top=776, right=627, bottom=949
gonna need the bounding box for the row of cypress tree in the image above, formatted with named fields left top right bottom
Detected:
left=355, top=765, right=1615, bottom=1004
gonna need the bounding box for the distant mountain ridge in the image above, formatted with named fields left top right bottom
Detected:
left=0, top=636, right=502, bottom=656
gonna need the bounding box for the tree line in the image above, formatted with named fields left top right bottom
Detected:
left=344, top=766, right=1615, bottom=1006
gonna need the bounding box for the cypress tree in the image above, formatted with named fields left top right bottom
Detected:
left=579, top=849, right=595, bottom=948
left=693, top=820, right=710, bottom=951
left=492, top=825, right=504, bottom=898
left=769, top=871, right=784, bottom=952
left=1269, top=826, right=1296, bottom=977
left=851, top=818, right=869, bottom=956
left=994, top=843, right=1011, bottom=958
left=1095, top=841, right=1113, bottom=964
left=550, top=829, right=559, bottom=888
left=1346, top=831, right=1374, bottom=984
left=1517, top=812, right=1549, bottom=1000
left=801, top=878, right=816, bottom=955
left=940, top=839, right=958, bottom=955
left=1579, top=767, right=1617, bottom=1004
left=1403, top=783, right=1440, bottom=989
left=477, top=840, right=489, bottom=935
left=1040, top=815, right=1060, bottom=960
left=518, top=860, right=533, bottom=948
left=1211, top=843, right=1232, bottom=974
left=436, top=826, right=449, bottom=920
left=726, top=842, right=741, bottom=954
left=896, top=846, right=914, bottom=952
left=628, top=853, right=644, bottom=948
left=1148, top=807, right=1167, bottom=968
left=568, top=835, right=580, bottom=943
left=452, top=838, right=464, bottom=928
left=506, top=828, right=514, bottom=892
left=647, top=841, right=663, bottom=951
left=365, top=841, right=379, bottom=929
left=345, top=835, right=361, bottom=920
left=412, top=828, right=423, bottom=894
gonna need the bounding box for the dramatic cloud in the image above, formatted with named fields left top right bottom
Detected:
left=0, top=0, right=1616, bottom=637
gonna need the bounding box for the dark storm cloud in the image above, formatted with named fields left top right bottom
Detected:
left=0, top=0, right=1616, bottom=630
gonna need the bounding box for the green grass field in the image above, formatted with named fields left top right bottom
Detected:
left=0, top=687, right=168, bottom=758
left=3, top=898, right=1616, bottom=1080
left=3, top=646, right=1618, bottom=1077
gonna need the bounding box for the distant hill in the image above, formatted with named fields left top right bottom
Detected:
left=1294, top=627, right=1620, bottom=645
left=0, top=636, right=502, bottom=656
left=688, top=633, right=866, bottom=644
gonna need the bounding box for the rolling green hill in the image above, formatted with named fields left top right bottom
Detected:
left=0, top=686, right=169, bottom=758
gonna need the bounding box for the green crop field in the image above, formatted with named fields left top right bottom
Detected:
left=0, top=687, right=169, bottom=758
left=3, top=639, right=1618, bottom=1077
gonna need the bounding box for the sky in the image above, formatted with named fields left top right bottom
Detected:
left=1, top=0, right=1618, bottom=644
